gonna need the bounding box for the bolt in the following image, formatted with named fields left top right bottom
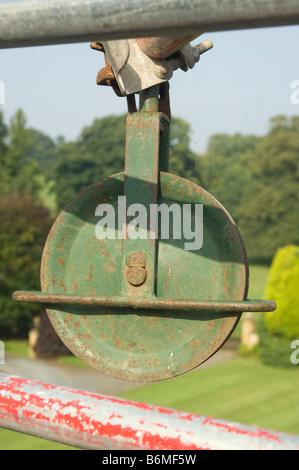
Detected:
left=126, top=266, right=147, bottom=286
left=126, top=252, right=147, bottom=287
left=154, top=38, right=213, bottom=79
left=196, top=39, right=214, bottom=55
left=154, top=62, right=173, bottom=80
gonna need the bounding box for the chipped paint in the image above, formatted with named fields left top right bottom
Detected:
left=0, top=374, right=298, bottom=451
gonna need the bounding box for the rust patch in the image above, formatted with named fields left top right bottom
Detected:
left=102, top=265, right=116, bottom=272
left=60, top=281, right=66, bottom=292
left=163, top=266, right=171, bottom=292
left=88, top=265, right=94, bottom=282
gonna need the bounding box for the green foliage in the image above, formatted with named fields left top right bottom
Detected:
left=168, top=117, right=199, bottom=182
left=0, top=111, right=199, bottom=339
left=0, top=194, right=53, bottom=337
left=1, top=107, right=299, bottom=342
left=36, top=175, right=57, bottom=216
left=257, top=245, right=299, bottom=368
left=265, top=245, right=299, bottom=339
left=52, top=114, right=199, bottom=210
left=198, top=116, right=299, bottom=260
left=200, top=133, right=260, bottom=218
left=236, top=116, right=299, bottom=260
left=0, top=110, right=43, bottom=197
left=21, top=128, right=57, bottom=170
left=0, top=111, right=7, bottom=155
left=257, top=316, right=294, bottom=368
left=52, top=115, right=127, bottom=209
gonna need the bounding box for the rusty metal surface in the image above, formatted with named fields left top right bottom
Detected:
left=137, top=35, right=200, bottom=60
left=121, top=88, right=162, bottom=299
left=100, top=39, right=169, bottom=96
left=13, top=291, right=276, bottom=313
left=91, top=42, right=123, bottom=98
left=126, top=252, right=147, bottom=286
left=36, top=171, right=251, bottom=383
left=1, top=373, right=299, bottom=450
left=12, top=87, right=277, bottom=383
left=98, top=37, right=213, bottom=95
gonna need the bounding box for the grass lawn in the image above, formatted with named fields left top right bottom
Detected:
left=3, top=263, right=292, bottom=450
left=0, top=429, right=76, bottom=450
left=1, top=357, right=297, bottom=450
left=4, top=339, right=30, bottom=357
left=248, top=264, right=270, bottom=299
left=119, top=357, right=299, bottom=436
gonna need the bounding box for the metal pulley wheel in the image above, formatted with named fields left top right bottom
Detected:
left=41, top=174, right=248, bottom=382
left=14, top=86, right=276, bottom=382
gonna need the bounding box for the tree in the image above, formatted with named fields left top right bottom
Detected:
left=0, top=110, right=43, bottom=197
left=52, top=115, right=127, bottom=209
left=237, top=116, right=299, bottom=260
left=0, top=194, right=53, bottom=338
left=0, top=111, right=7, bottom=156
left=168, top=117, right=200, bottom=182
left=5, top=109, right=34, bottom=175
left=21, top=128, right=57, bottom=170
left=0, top=111, right=9, bottom=192
left=200, top=133, right=260, bottom=220
left=52, top=114, right=199, bottom=209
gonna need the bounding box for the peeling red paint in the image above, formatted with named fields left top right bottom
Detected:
left=202, top=418, right=282, bottom=444
left=0, top=375, right=298, bottom=451
left=140, top=431, right=208, bottom=451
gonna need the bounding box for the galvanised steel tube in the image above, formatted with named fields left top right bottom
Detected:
left=1, top=374, right=299, bottom=450
left=0, top=0, right=299, bottom=49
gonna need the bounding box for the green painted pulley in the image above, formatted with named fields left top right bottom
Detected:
left=14, top=86, right=276, bottom=382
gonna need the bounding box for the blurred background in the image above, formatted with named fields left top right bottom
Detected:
left=0, top=24, right=299, bottom=449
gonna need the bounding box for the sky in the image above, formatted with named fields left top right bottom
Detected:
left=0, top=24, right=298, bottom=154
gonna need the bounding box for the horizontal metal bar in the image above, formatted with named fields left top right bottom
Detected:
left=0, top=373, right=298, bottom=450
left=0, top=0, right=299, bottom=49
left=13, top=291, right=276, bottom=312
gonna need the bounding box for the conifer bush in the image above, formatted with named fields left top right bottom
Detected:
left=258, top=245, right=299, bottom=367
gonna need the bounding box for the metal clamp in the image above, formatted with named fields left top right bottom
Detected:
left=92, top=36, right=213, bottom=96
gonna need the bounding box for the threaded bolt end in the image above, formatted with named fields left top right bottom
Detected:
left=196, top=39, right=214, bottom=56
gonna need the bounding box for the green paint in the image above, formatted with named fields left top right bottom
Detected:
left=41, top=171, right=248, bottom=382
left=14, top=86, right=262, bottom=382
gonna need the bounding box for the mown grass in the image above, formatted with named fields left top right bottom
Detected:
left=3, top=264, right=293, bottom=451
left=0, top=429, right=76, bottom=450
left=1, top=356, right=297, bottom=450
left=248, top=264, right=270, bottom=299
left=119, top=357, right=299, bottom=436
